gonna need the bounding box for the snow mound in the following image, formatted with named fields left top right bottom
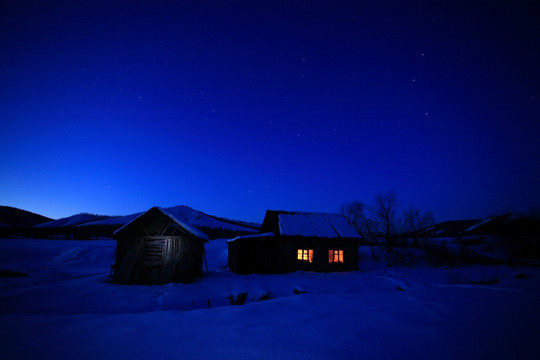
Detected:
left=49, top=247, right=86, bottom=265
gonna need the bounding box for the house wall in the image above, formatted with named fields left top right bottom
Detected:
left=229, top=236, right=359, bottom=274
left=172, top=236, right=204, bottom=283
left=279, top=237, right=358, bottom=272
left=228, top=237, right=279, bottom=274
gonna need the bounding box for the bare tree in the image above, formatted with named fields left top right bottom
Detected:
left=343, top=193, right=438, bottom=256
left=401, top=205, right=435, bottom=234
left=374, top=191, right=399, bottom=250
left=341, top=201, right=380, bottom=258
left=340, top=201, right=377, bottom=237
left=340, top=201, right=364, bottom=233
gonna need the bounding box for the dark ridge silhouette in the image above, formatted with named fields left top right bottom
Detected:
left=0, top=206, right=52, bottom=228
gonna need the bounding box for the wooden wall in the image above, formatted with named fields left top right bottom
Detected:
left=279, top=237, right=358, bottom=273
left=228, top=236, right=358, bottom=274
left=112, top=235, right=204, bottom=285
left=228, top=236, right=279, bottom=274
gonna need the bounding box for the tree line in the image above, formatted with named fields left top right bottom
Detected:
left=340, top=191, right=435, bottom=242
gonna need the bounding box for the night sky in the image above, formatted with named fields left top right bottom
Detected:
left=1, top=1, right=539, bottom=222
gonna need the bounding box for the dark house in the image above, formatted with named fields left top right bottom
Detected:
left=112, top=207, right=209, bottom=285
left=403, top=213, right=540, bottom=264
left=228, top=210, right=361, bottom=274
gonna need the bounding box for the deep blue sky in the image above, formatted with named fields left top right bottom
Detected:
left=1, top=1, right=539, bottom=222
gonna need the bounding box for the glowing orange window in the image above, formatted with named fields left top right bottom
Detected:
left=297, top=249, right=313, bottom=263
left=328, top=250, right=343, bottom=263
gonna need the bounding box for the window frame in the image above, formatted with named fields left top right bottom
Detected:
left=297, top=249, right=314, bottom=263
left=328, top=249, right=344, bottom=263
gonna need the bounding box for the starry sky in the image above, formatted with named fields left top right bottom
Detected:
left=1, top=1, right=539, bottom=222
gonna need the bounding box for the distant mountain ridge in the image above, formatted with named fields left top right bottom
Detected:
left=36, top=213, right=116, bottom=228
left=79, top=212, right=142, bottom=227
left=0, top=206, right=52, bottom=228
left=79, top=205, right=259, bottom=234
left=1, top=205, right=259, bottom=239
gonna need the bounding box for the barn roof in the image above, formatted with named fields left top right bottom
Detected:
left=113, top=206, right=209, bottom=240
left=412, top=213, right=540, bottom=237
left=261, top=210, right=361, bottom=239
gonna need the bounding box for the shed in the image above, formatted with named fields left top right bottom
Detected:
left=112, top=207, right=209, bottom=285
left=228, top=210, right=360, bottom=274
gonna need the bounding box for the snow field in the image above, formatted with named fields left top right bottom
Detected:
left=1, top=238, right=539, bottom=359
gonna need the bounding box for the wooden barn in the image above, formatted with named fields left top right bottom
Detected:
left=112, top=207, right=209, bottom=285
left=228, top=210, right=360, bottom=274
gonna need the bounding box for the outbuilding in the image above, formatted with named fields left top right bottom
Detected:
left=228, top=210, right=360, bottom=274
left=112, top=206, right=208, bottom=285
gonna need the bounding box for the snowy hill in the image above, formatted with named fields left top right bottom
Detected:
left=80, top=205, right=259, bottom=238
left=77, top=212, right=143, bottom=227
left=0, top=206, right=52, bottom=228
left=163, top=205, right=259, bottom=233
left=35, top=213, right=115, bottom=228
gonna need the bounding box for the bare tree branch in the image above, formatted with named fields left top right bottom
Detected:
left=402, top=205, right=435, bottom=234
left=340, top=201, right=377, bottom=237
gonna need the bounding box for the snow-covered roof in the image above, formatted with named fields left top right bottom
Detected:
left=414, top=214, right=514, bottom=238
left=264, top=211, right=361, bottom=238
left=159, top=207, right=209, bottom=241
left=227, top=232, right=274, bottom=243
left=464, top=217, right=494, bottom=232
left=113, top=207, right=209, bottom=241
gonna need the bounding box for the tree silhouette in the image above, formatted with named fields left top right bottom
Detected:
left=401, top=205, right=435, bottom=234
left=340, top=201, right=377, bottom=237
left=374, top=191, right=398, bottom=250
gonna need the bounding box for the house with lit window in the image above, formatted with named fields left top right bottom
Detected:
left=228, top=210, right=360, bottom=274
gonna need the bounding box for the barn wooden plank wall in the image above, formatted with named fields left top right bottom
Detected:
left=113, top=235, right=204, bottom=285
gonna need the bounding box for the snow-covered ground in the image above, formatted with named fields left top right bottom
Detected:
left=1, top=238, right=539, bottom=359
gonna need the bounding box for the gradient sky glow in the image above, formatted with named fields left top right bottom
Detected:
left=1, top=1, right=539, bottom=222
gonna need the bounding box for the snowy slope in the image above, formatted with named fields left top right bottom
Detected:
left=1, top=238, right=540, bottom=359
left=80, top=205, right=258, bottom=233
left=35, top=213, right=114, bottom=228
left=165, top=205, right=255, bottom=232
left=77, top=212, right=143, bottom=226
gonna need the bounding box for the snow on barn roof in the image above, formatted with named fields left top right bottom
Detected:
left=273, top=211, right=361, bottom=238
left=113, top=206, right=209, bottom=241
left=159, top=207, right=209, bottom=240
